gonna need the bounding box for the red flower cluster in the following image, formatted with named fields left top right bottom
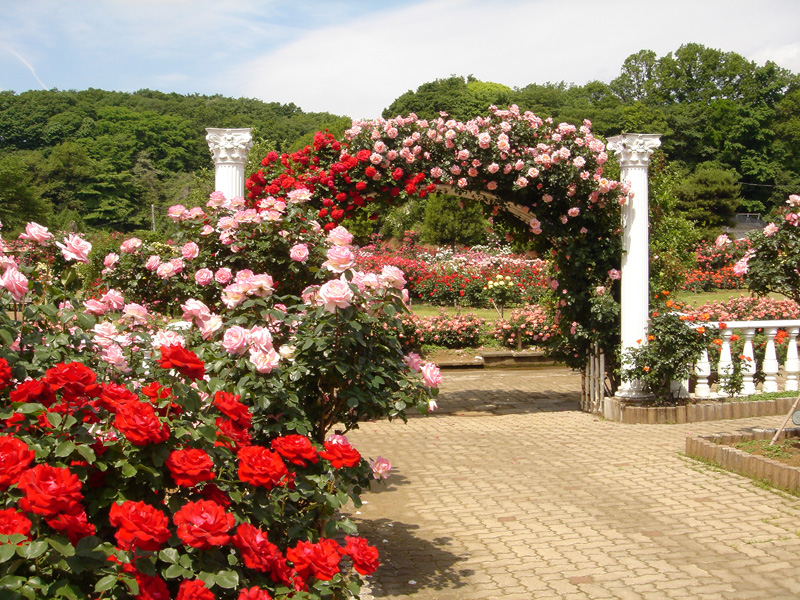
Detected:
left=270, top=434, right=319, bottom=467
left=109, top=500, right=171, bottom=551
left=319, top=439, right=361, bottom=468
left=173, top=499, right=234, bottom=549
left=237, top=446, right=290, bottom=489
left=166, top=448, right=216, bottom=487
left=0, top=358, right=11, bottom=391
left=158, top=344, right=205, bottom=380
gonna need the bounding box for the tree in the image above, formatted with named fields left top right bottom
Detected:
left=0, top=151, right=52, bottom=232
left=674, top=162, right=742, bottom=233
left=420, top=193, right=487, bottom=248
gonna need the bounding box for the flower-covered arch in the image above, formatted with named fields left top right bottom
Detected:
left=246, top=106, right=631, bottom=370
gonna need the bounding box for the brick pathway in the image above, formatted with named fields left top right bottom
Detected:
left=346, top=367, right=800, bottom=600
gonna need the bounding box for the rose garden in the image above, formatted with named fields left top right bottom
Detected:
left=2, top=106, right=800, bottom=599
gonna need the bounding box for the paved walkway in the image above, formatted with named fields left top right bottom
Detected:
left=346, top=367, right=800, bottom=600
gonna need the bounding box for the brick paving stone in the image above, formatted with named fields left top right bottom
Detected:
left=347, top=367, right=800, bottom=599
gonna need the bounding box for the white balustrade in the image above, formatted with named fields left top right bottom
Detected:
left=689, top=320, right=800, bottom=399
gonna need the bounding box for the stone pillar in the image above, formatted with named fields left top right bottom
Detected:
left=205, top=128, right=253, bottom=200
left=607, top=133, right=661, bottom=398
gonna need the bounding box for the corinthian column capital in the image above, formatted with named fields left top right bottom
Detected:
left=606, top=133, right=661, bottom=168
left=205, top=128, right=253, bottom=165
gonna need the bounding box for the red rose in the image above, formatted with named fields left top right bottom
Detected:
left=44, top=362, right=101, bottom=402
left=0, top=358, right=11, bottom=390
left=0, top=434, right=35, bottom=489
left=287, top=538, right=342, bottom=581
left=166, top=448, right=215, bottom=487
left=115, top=401, right=170, bottom=446
left=17, top=464, right=83, bottom=517
left=237, top=446, right=289, bottom=489
left=213, top=391, right=251, bottom=428
left=238, top=588, right=272, bottom=600
left=46, top=509, right=96, bottom=545
left=94, top=382, right=137, bottom=413
left=132, top=570, right=170, bottom=600
left=215, top=417, right=251, bottom=451
left=270, top=435, right=318, bottom=467
left=9, top=379, right=56, bottom=406
left=158, top=345, right=205, bottom=381
left=232, top=523, right=293, bottom=585
left=109, top=500, right=171, bottom=551
left=343, top=536, right=380, bottom=575
left=0, top=507, right=32, bottom=539
left=173, top=500, right=234, bottom=549
left=176, top=579, right=215, bottom=600
left=331, top=209, right=344, bottom=221
left=319, top=440, right=361, bottom=468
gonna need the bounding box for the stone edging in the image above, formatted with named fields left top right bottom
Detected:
left=603, top=395, right=796, bottom=424
left=685, top=428, right=800, bottom=494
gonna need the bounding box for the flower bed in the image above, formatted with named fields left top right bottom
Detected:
left=0, top=196, right=441, bottom=600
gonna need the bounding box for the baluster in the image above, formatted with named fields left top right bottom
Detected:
left=785, top=327, right=799, bottom=392
left=741, top=327, right=757, bottom=396
left=695, top=348, right=711, bottom=399
left=717, top=328, right=734, bottom=396
left=762, top=327, right=779, bottom=393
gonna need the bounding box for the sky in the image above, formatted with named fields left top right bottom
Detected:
left=2, top=0, right=800, bottom=121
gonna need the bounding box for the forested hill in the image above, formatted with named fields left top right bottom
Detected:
left=0, top=89, right=351, bottom=232
left=2, top=42, right=800, bottom=235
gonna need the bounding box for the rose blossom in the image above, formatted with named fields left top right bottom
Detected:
left=369, top=456, right=391, bottom=480
left=84, top=299, right=108, bottom=315
left=166, top=449, right=216, bottom=488
left=1, top=267, right=28, bottom=302
left=173, top=500, right=234, bottom=549
left=344, top=536, right=380, bottom=576
left=182, top=241, right=199, bottom=260
left=290, top=243, right=309, bottom=262
left=318, top=279, right=353, bottom=312
left=57, top=234, right=92, bottom=263
left=143, top=255, right=159, bottom=271
left=120, top=237, right=142, bottom=253
left=222, top=326, right=250, bottom=355
left=714, top=234, right=730, bottom=248
left=327, top=225, right=353, bottom=246
left=763, top=222, right=779, bottom=237
left=421, top=362, right=442, bottom=388
left=195, top=268, right=213, bottom=285
left=238, top=445, right=289, bottom=489
left=380, top=265, right=406, bottom=289
left=109, top=500, right=171, bottom=551
left=249, top=348, right=281, bottom=373
left=19, top=222, right=53, bottom=245
left=322, top=246, right=355, bottom=273
left=248, top=326, right=273, bottom=352
left=608, top=269, right=621, bottom=280
left=403, top=352, right=423, bottom=372
left=100, top=289, right=124, bottom=310
left=215, top=268, right=232, bottom=284
left=156, top=261, right=177, bottom=279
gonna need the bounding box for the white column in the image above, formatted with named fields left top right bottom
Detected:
left=205, top=128, right=254, bottom=201
left=607, top=133, right=661, bottom=398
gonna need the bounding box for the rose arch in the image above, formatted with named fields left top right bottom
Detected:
left=208, top=107, right=660, bottom=402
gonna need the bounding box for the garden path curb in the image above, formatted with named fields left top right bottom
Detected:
left=603, top=395, right=796, bottom=424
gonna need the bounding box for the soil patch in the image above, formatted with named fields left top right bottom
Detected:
left=734, top=438, right=800, bottom=468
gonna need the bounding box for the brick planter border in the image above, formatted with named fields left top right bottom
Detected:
left=603, top=395, right=796, bottom=424
left=685, top=428, right=800, bottom=494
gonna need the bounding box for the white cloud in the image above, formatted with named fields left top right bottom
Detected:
left=228, top=0, right=800, bottom=119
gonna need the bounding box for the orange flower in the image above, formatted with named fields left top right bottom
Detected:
left=713, top=339, right=722, bottom=346
left=697, top=326, right=705, bottom=334
left=662, top=290, right=670, bottom=296
left=636, top=339, right=642, bottom=344
left=643, top=366, right=650, bottom=372
left=647, top=335, right=655, bottom=341
left=730, top=334, right=739, bottom=342
left=719, top=322, right=727, bottom=330
left=665, top=300, right=673, bottom=308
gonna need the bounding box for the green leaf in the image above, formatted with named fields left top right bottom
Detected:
left=198, top=572, right=216, bottom=587
left=75, top=444, right=96, bottom=464
left=0, top=575, right=26, bottom=589
left=55, top=440, right=76, bottom=458
left=76, top=313, right=96, bottom=330
left=46, top=412, right=63, bottom=428
left=214, top=570, right=239, bottom=589
left=164, top=564, right=186, bottom=579
left=94, top=574, right=117, bottom=593
left=0, top=328, right=14, bottom=346
left=158, top=548, right=179, bottom=564
left=17, top=540, right=47, bottom=559
left=120, top=462, right=137, bottom=478
left=120, top=574, right=139, bottom=596
left=47, top=537, right=75, bottom=557
left=53, top=580, right=81, bottom=600
left=14, top=403, right=44, bottom=415
left=0, top=544, right=17, bottom=563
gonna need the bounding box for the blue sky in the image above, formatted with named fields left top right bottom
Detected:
left=2, top=0, right=800, bottom=120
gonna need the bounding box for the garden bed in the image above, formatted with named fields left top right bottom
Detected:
left=686, top=428, right=800, bottom=494
left=424, top=346, right=560, bottom=369
left=603, top=394, right=797, bottom=424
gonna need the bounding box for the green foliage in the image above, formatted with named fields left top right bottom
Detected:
left=0, top=151, right=51, bottom=233
left=745, top=197, right=800, bottom=304
left=621, top=296, right=713, bottom=403
left=674, top=162, right=743, bottom=233
left=420, top=194, right=487, bottom=247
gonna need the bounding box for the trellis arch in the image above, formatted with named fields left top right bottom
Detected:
left=207, top=111, right=659, bottom=402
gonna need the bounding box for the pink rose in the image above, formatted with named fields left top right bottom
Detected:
left=201, top=225, right=214, bottom=236
left=421, top=362, right=442, bottom=388
left=322, top=246, right=355, bottom=273
left=83, top=299, right=108, bottom=315
left=145, top=255, right=160, bottom=271
left=101, top=289, right=124, bottom=310
left=182, top=299, right=212, bottom=323
left=318, top=279, right=353, bottom=312
left=249, top=348, right=280, bottom=373
left=568, top=207, right=580, bottom=217
left=207, top=191, right=226, bottom=207
left=221, top=283, right=249, bottom=309
left=182, top=242, right=199, bottom=260
left=1, top=267, right=28, bottom=301
left=247, top=274, right=274, bottom=298
left=403, top=352, right=423, bottom=372
left=103, top=253, right=119, bottom=269
left=327, top=226, right=353, bottom=247
left=122, top=303, right=149, bottom=325
left=380, top=265, right=406, bottom=290
left=290, top=244, right=309, bottom=262
left=167, top=205, right=187, bottom=221
left=198, top=315, right=223, bottom=340
left=248, top=326, right=273, bottom=352
left=369, top=457, right=391, bottom=480
left=714, top=234, right=730, bottom=248
left=19, top=222, right=53, bottom=245
left=100, top=344, right=130, bottom=373
left=156, top=262, right=177, bottom=279
left=170, top=258, right=184, bottom=274
left=608, top=269, right=621, bottom=281
left=763, top=222, right=779, bottom=237
left=222, top=326, right=249, bottom=355
left=215, top=268, right=232, bottom=284
left=195, top=268, right=213, bottom=286
left=120, top=238, right=142, bottom=254
left=57, top=234, right=92, bottom=264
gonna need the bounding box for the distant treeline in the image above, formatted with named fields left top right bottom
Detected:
left=2, top=42, right=799, bottom=235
